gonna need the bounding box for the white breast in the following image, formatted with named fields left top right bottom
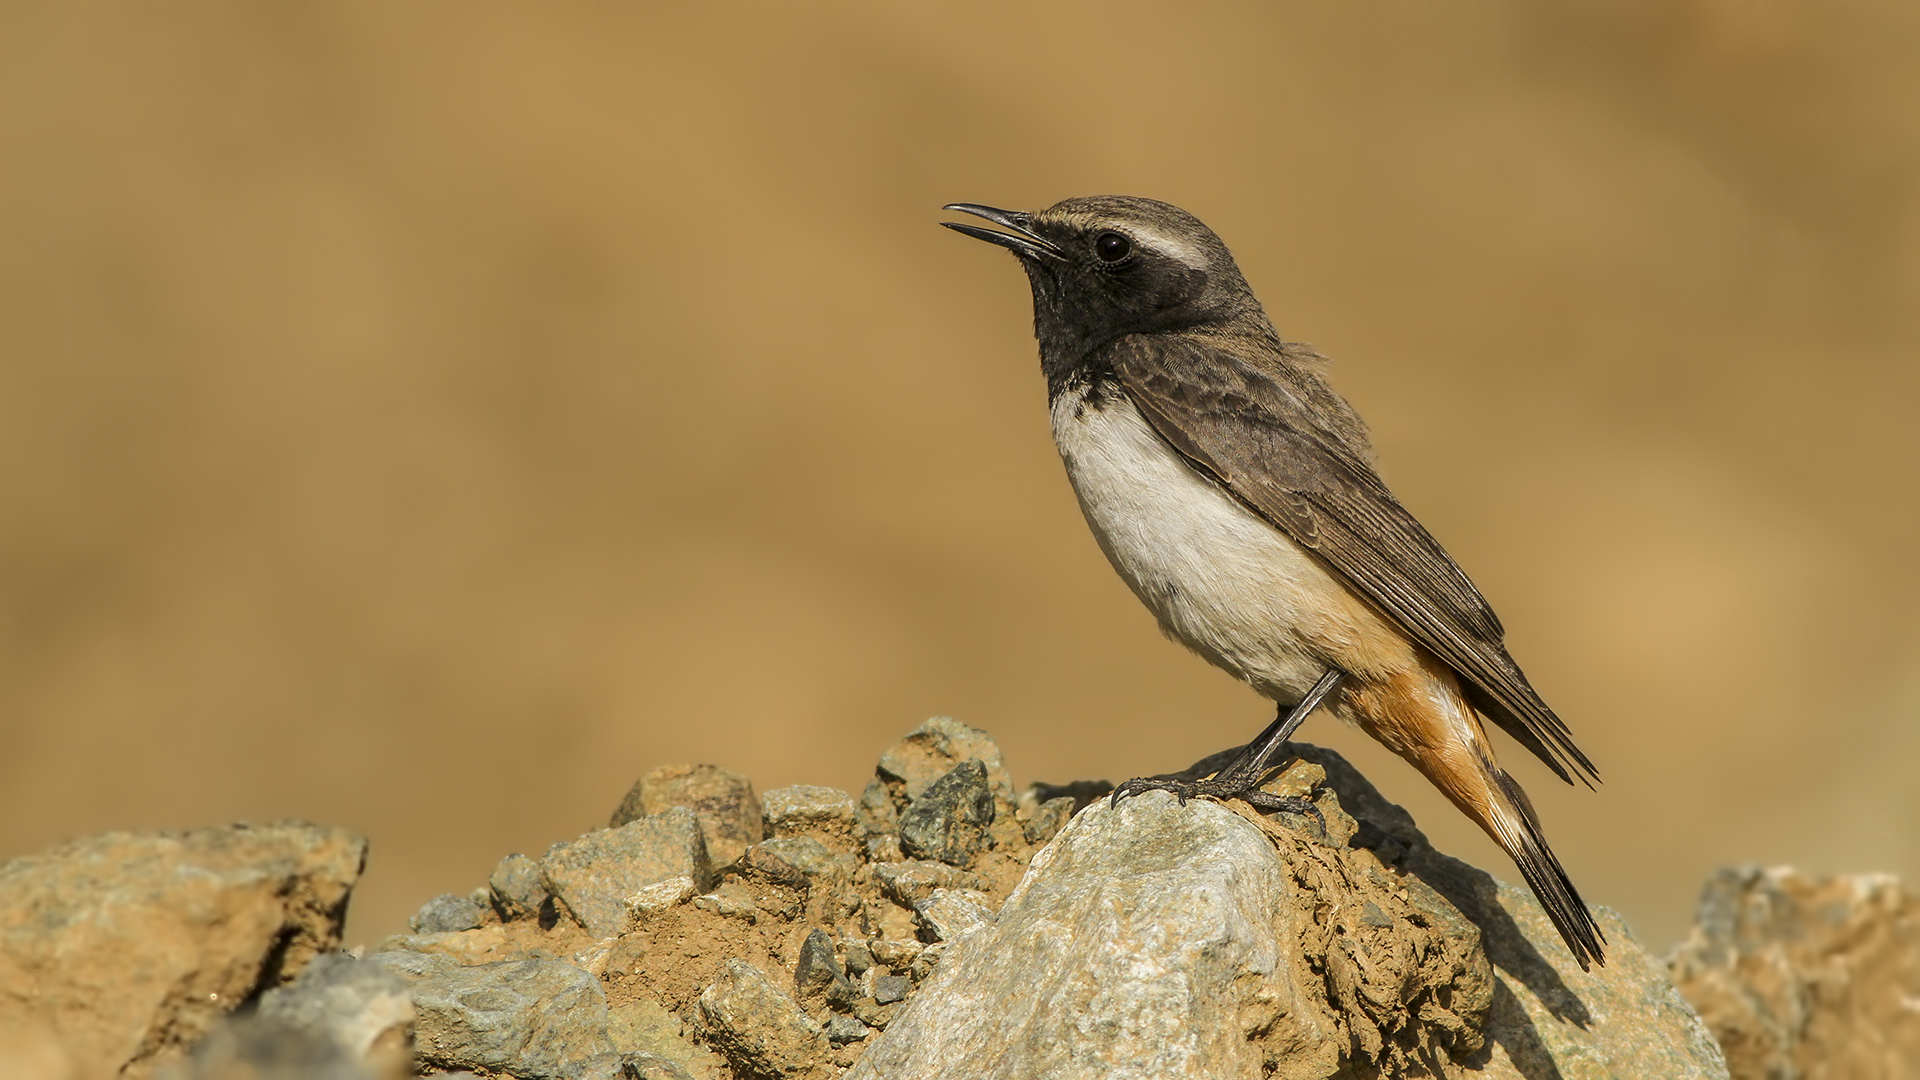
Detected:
left=1050, top=382, right=1403, bottom=701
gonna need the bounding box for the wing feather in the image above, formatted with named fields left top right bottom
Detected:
left=1106, top=334, right=1598, bottom=786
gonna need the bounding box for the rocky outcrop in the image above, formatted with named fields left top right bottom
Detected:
left=1669, top=866, right=1920, bottom=1079
left=0, top=720, right=1738, bottom=1080
left=0, top=821, right=366, bottom=1079
left=849, top=742, right=1727, bottom=1080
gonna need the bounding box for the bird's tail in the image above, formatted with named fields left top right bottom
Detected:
left=1482, top=766, right=1607, bottom=970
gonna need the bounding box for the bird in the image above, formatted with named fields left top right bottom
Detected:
left=941, top=196, right=1605, bottom=969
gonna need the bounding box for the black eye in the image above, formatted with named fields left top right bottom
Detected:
left=1094, top=232, right=1132, bottom=263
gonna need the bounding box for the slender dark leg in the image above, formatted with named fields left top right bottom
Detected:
left=1110, top=669, right=1346, bottom=817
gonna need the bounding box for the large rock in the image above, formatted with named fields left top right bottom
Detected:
left=1668, top=865, right=1920, bottom=1079
left=542, top=809, right=714, bottom=938
left=368, top=951, right=617, bottom=1079
left=0, top=822, right=366, bottom=1079
left=848, top=745, right=1727, bottom=1080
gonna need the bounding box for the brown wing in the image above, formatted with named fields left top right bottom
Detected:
left=1105, top=333, right=1598, bottom=786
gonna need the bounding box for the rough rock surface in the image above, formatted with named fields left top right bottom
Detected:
left=369, top=950, right=617, bottom=1078
left=694, top=959, right=829, bottom=1079
left=616, top=765, right=765, bottom=868
left=0, top=821, right=366, bottom=1080
left=1669, top=865, right=1920, bottom=1079
left=896, top=759, right=995, bottom=868
left=543, top=808, right=715, bottom=938
left=849, top=743, right=1728, bottom=1080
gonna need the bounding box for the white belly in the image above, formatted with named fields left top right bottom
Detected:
left=1050, top=382, right=1404, bottom=701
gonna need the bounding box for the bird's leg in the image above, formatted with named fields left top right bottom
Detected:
left=1110, top=669, right=1345, bottom=824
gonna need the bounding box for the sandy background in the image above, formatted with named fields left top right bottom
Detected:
left=3, top=1, right=1917, bottom=952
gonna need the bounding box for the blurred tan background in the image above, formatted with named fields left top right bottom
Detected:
left=3, top=1, right=1917, bottom=952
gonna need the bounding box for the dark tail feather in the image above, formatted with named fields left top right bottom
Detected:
left=1494, top=769, right=1606, bottom=970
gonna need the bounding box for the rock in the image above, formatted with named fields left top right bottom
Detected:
left=823, top=1016, right=869, bottom=1046
left=869, top=861, right=985, bottom=907
left=911, top=888, right=994, bottom=944
left=744, top=837, right=841, bottom=883
left=254, top=953, right=413, bottom=1077
left=897, top=759, right=995, bottom=867
left=1022, top=796, right=1076, bottom=846
left=1668, top=866, right=1920, bottom=1079
left=613, top=765, right=763, bottom=868
left=411, top=893, right=487, bottom=935
left=874, top=718, right=1016, bottom=809
left=793, top=929, right=856, bottom=1008
left=694, top=959, right=830, bottom=1079
left=848, top=744, right=1728, bottom=1080
left=606, top=997, right=725, bottom=1080
left=692, top=882, right=762, bottom=923
left=542, top=809, right=714, bottom=938
left=870, top=975, right=909, bottom=1006
left=626, top=876, right=699, bottom=918
left=367, top=952, right=616, bottom=1079
left=760, top=786, right=860, bottom=852
left=488, top=854, right=548, bottom=922
left=0, top=821, right=366, bottom=1080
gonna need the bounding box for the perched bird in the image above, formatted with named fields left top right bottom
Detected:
left=942, top=196, right=1605, bottom=969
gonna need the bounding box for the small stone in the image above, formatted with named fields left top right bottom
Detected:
left=490, top=853, right=548, bottom=921
left=870, top=975, right=909, bottom=1005
left=762, top=785, right=861, bottom=851
left=627, top=876, right=698, bottom=918
left=695, top=959, right=829, bottom=1079
left=794, top=929, right=856, bottom=1007
left=853, top=1000, right=898, bottom=1031
left=542, top=808, right=714, bottom=938
left=857, top=781, right=900, bottom=837
left=912, top=888, right=995, bottom=943
left=875, top=718, right=1016, bottom=808
left=692, top=881, right=760, bottom=922
left=840, top=938, right=874, bottom=976
left=1022, top=796, right=1076, bottom=846
left=254, top=952, right=414, bottom=1075
left=870, top=861, right=987, bottom=908
left=612, top=764, right=764, bottom=868
left=411, top=892, right=487, bottom=935
left=898, top=759, right=995, bottom=867
left=735, top=844, right=809, bottom=889
left=368, top=952, right=617, bottom=1079
left=824, top=1015, right=870, bottom=1045
left=868, top=939, right=922, bottom=969
left=753, top=837, right=843, bottom=880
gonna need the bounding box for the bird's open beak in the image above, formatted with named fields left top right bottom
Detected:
left=941, top=203, right=1066, bottom=263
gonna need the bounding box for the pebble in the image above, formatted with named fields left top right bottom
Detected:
left=542, top=808, right=714, bottom=938
left=613, top=764, right=764, bottom=868
left=489, top=853, right=549, bottom=922
left=898, top=759, right=995, bottom=867
left=410, top=893, right=487, bottom=935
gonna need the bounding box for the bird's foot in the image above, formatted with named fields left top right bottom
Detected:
left=1108, top=772, right=1327, bottom=832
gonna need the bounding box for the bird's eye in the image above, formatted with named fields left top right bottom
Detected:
left=1094, top=232, right=1132, bottom=263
